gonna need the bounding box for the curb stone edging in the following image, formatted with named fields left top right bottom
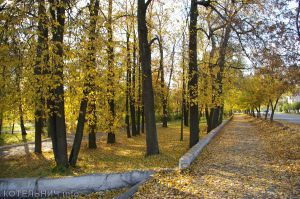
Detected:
left=0, top=170, right=154, bottom=198
left=114, top=174, right=153, bottom=199
left=179, top=116, right=233, bottom=170
left=114, top=168, right=173, bottom=199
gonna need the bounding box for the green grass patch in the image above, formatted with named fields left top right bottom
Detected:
left=0, top=133, right=47, bottom=146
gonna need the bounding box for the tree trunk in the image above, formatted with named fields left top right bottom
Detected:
left=69, top=97, right=88, bottom=166
left=141, top=91, right=145, bottom=134
left=88, top=96, right=97, bottom=148
left=107, top=0, right=116, bottom=144
left=129, top=27, right=137, bottom=136
left=270, top=98, right=279, bottom=122
left=48, top=0, right=68, bottom=168
left=211, top=107, right=220, bottom=129
left=69, top=0, right=102, bottom=165
left=214, top=24, right=231, bottom=127
left=205, top=106, right=211, bottom=133
left=158, top=36, right=168, bottom=128
left=35, top=0, right=48, bottom=153
left=0, top=112, right=2, bottom=135
left=218, top=106, right=223, bottom=125
left=11, top=121, right=14, bottom=134
left=19, top=105, right=27, bottom=136
left=125, top=20, right=131, bottom=138
left=188, top=0, right=200, bottom=148
left=265, top=101, right=270, bottom=120
left=137, top=61, right=141, bottom=134
left=180, top=99, right=184, bottom=141
left=137, top=0, right=159, bottom=155
left=181, top=35, right=188, bottom=127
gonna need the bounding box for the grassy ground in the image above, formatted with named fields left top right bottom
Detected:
left=0, top=121, right=207, bottom=178
left=0, top=132, right=48, bottom=146
left=1, top=122, right=35, bottom=133
left=0, top=122, right=37, bottom=146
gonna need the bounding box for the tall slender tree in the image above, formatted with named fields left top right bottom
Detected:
left=35, top=0, right=49, bottom=153
left=188, top=0, right=200, bottom=148
left=137, top=0, right=159, bottom=155
left=48, top=0, right=68, bottom=168
left=69, top=0, right=99, bottom=166
left=107, top=0, right=116, bottom=144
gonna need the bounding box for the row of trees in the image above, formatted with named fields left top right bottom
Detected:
left=0, top=0, right=298, bottom=169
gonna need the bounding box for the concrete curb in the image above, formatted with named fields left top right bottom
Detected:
left=114, top=174, right=152, bottom=199
left=0, top=170, right=154, bottom=198
left=114, top=168, right=173, bottom=199
left=179, top=116, right=233, bottom=170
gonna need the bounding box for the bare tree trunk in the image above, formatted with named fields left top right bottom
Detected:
left=188, top=0, right=200, bottom=148
left=137, top=61, right=141, bottom=134
left=125, top=20, right=131, bottom=138
left=19, top=105, right=27, bottom=136
left=181, top=35, right=188, bottom=127
left=137, top=0, right=159, bottom=155
left=157, top=36, right=168, bottom=128
left=265, top=101, right=270, bottom=120
left=130, top=28, right=137, bottom=136
left=270, top=98, right=279, bottom=122
left=180, top=100, right=184, bottom=142
left=11, top=121, right=14, bottom=134
left=205, top=106, right=211, bottom=133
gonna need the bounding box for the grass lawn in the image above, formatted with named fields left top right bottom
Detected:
left=0, top=132, right=48, bottom=146
left=0, top=121, right=208, bottom=178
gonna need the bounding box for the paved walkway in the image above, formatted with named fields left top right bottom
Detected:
left=134, top=115, right=300, bottom=198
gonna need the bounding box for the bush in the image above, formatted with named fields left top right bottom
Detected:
left=282, top=103, right=290, bottom=113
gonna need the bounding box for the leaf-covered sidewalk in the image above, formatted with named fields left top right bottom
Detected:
left=134, top=115, right=300, bottom=198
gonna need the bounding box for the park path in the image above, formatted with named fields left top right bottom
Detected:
left=134, top=115, right=299, bottom=198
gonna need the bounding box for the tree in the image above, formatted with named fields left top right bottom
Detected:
left=106, top=0, right=116, bottom=144
left=69, top=0, right=100, bottom=166
left=188, top=0, right=209, bottom=147
left=137, top=0, right=159, bottom=155
left=48, top=0, right=68, bottom=168
left=34, top=0, right=49, bottom=153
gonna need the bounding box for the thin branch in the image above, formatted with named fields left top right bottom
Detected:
left=197, top=27, right=210, bottom=38
left=297, top=0, right=300, bottom=39
left=145, top=0, right=152, bottom=10
left=196, top=0, right=210, bottom=7
left=149, top=35, right=159, bottom=46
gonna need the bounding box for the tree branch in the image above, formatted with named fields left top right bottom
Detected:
left=145, top=0, right=152, bottom=10
left=149, top=35, right=159, bottom=46
left=196, top=0, right=210, bottom=7
left=196, top=27, right=210, bottom=38
left=297, top=0, right=300, bottom=39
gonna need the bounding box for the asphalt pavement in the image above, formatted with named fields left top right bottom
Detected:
left=273, top=113, right=300, bottom=125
